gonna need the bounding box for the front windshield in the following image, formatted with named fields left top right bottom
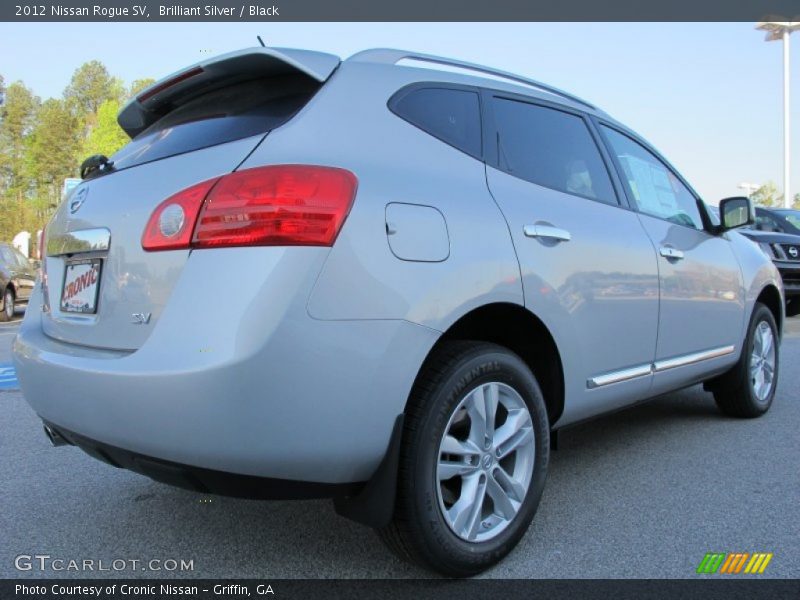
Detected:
left=777, top=210, right=800, bottom=230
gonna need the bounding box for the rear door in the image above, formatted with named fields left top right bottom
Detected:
left=597, top=123, right=744, bottom=389
left=483, top=92, right=660, bottom=424
left=42, top=48, right=339, bottom=351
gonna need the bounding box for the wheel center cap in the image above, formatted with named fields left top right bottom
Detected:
left=481, top=453, right=494, bottom=469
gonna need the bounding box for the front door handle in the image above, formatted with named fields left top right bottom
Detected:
left=523, top=224, right=572, bottom=242
left=659, top=246, right=685, bottom=260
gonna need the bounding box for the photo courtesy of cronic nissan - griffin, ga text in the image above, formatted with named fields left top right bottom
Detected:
left=13, top=47, right=784, bottom=576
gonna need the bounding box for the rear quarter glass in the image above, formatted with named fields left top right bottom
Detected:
left=111, top=74, right=320, bottom=171
left=390, top=86, right=482, bottom=158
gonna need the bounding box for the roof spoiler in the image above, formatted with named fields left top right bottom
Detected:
left=118, top=47, right=341, bottom=138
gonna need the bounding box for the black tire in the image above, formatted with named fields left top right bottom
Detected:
left=710, top=303, right=779, bottom=418
left=378, top=341, right=550, bottom=576
left=0, top=288, right=14, bottom=322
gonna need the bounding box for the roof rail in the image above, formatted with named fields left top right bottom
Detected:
left=348, top=48, right=596, bottom=110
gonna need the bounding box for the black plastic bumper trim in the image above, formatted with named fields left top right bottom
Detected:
left=43, top=421, right=364, bottom=501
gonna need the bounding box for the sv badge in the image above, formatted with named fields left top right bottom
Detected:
left=131, top=313, right=152, bottom=325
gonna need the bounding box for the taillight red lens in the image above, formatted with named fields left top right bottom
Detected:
left=193, top=165, right=357, bottom=248
left=141, top=178, right=220, bottom=251
left=141, top=165, right=357, bottom=252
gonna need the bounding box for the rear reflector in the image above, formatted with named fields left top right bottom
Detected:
left=142, top=165, right=357, bottom=252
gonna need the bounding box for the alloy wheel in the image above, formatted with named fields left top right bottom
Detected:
left=436, top=382, right=535, bottom=543
left=750, top=320, right=776, bottom=402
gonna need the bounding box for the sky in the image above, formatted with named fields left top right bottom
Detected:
left=0, top=21, right=798, bottom=203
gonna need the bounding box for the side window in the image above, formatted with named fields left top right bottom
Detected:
left=601, top=126, right=703, bottom=229
left=0, top=247, right=14, bottom=266
left=755, top=213, right=778, bottom=231
left=391, top=87, right=482, bottom=158
left=12, top=249, right=29, bottom=268
left=490, top=97, right=617, bottom=205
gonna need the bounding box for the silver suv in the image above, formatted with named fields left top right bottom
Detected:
left=14, top=47, right=784, bottom=576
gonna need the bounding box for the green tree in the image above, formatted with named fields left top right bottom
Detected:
left=83, top=98, right=129, bottom=158
left=750, top=182, right=783, bottom=208
left=25, top=98, right=80, bottom=208
left=64, top=61, right=123, bottom=116
left=128, top=78, right=156, bottom=98
left=0, top=81, right=40, bottom=198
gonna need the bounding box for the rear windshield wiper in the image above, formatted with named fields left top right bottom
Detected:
left=80, top=154, right=115, bottom=180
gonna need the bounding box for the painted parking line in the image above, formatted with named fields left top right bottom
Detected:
left=0, top=363, right=19, bottom=390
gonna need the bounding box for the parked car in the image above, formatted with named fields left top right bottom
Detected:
left=752, top=206, right=800, bottom=235
left=709, top=205, right=800, bottom=317
left=0, top=243, right=36, bottom=321
left=13, top=47, right=784, bottom=576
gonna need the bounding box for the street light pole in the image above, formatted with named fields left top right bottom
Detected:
left=784, top=29, right=790, bottom=208
left=757, top=21, right=799, bottom=209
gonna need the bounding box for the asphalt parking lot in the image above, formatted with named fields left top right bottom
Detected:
left=1, top=316, right=798, bottom=579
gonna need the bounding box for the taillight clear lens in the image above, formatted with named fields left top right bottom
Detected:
left=193, top=165, right=357, bottom=248
left=141, top=178, right=220, bottom=251
left=141, top=165, right=357, bottom=252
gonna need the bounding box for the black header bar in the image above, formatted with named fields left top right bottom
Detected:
left=2, top=0, right=799, bottom=22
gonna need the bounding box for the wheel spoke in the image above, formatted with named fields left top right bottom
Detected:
left=447, top=473, right=486, bottom=540
left=486, top=472, right=518, bottom=520
left=762, top=360, right=774, bottom=378
left=466, top=388, right=487, bottom=447
left=438, top=460, right=477, bottom=480
left=749, top=353, right=761, bottom=378
left=760, top=328, right=773, bottom=360
left=441, top=435, right=478, bottom=456
left=494, top=409, right=528, bottom=446
left=497, top=427, right=534, bottom=460
left=493, top=465, right=526, bottom=502
left=483, top=383, right=499, bottom=444
left=753, top=325, right=763, bottom=356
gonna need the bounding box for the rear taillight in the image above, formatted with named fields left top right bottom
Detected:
left=142, top=165, right=357, bottom=252
left=141, top=179, right=220, bottom=251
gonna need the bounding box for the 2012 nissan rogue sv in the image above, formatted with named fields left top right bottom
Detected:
left=13, top=47, right=784, bottom=576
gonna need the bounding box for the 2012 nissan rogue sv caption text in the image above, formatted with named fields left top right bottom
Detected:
left=13, top=47, right=784, bottom=576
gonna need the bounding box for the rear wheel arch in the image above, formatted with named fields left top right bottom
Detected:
left=408, top=303, right=565, bottom=427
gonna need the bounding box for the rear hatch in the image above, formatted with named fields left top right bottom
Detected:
left=42, top=48, right=340, bottom=351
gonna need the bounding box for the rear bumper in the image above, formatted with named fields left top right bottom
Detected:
left=43, top=422, right=360, bottom=499
left=13, top=248, right=439, bottom=485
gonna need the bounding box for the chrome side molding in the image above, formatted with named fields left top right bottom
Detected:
left=587, top=363, right=652, bottom=389
left=587, top=345, right=736, bottom=389
left=653, top=345, right=735, bottom=372
left=47, top=228, right=111, bottom=256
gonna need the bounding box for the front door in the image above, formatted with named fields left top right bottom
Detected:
left=598, top=124, right=745, bottom=390
left=484, top=93, right=660, bottom=425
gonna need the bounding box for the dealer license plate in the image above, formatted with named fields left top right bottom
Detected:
left=60, top=259, right=102, bottom=314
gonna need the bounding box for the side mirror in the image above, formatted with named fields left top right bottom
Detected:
left=718, top=196, right=754, bottom=232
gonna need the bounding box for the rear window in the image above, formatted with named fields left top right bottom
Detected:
left=390, top=87, right=482, bottom=158
left=111, top=75, right=319, bottom=171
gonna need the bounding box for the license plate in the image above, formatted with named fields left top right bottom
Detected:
left=61, top=259, right=102, bottom=314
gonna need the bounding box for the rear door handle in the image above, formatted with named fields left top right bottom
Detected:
left=659, top=246, right=685, bottom=260
left=523, top=224, right=571, bottom=242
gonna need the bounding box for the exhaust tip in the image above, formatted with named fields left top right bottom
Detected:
left=43, top=424, right=69, bottom=447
